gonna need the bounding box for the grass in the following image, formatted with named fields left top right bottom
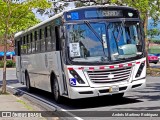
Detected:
left=0, top=90, right=10, bottom=95
left=17, top=100, right=34, bottom=111
left=147, top=68, right=160, bottom=76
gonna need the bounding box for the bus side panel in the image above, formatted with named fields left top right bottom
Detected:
left=23, top=51, right=66, bottom=95
left=24, top=53, right=51, bottom=92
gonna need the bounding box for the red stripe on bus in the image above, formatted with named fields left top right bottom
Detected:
left=99, top=66, right=105, bottom=69
left=136, top=62, right=140, bottom=64
left=78, top=67, right=84, bottom=70
left=128, top=63, right=132, bottom=66
left=68, top=68, right=74, bottom=70
left=89, top=67, right=94, bottom=70
left=109, top=66, right=114, bottom=69
left=119, top=64, right=123, bottom=68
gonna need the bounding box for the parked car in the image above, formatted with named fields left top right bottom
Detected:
left=154, top=53, right=160, bottom=61
left=148, top=54, right=159, bottom=64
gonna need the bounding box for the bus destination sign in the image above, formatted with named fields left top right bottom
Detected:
left=85, top=10, right=123, bottom=18
left=65, top=8, right=138, bottom=21
left=101, top=10, right=122, bottom=17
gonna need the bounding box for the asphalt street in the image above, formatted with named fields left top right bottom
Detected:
left=0, top=69, right=160, bottom=120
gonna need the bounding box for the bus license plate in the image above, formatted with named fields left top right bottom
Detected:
left=109, top=86, right=119, bottom=93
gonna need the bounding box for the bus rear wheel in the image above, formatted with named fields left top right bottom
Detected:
left=25, top=73, right=33, bottom=93
left=52, top=79, right=62, bottom=103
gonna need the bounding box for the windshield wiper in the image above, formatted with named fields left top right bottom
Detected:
left=84, top=21, right=107, bottom=57
left=112, top=23, right=124, bottom=54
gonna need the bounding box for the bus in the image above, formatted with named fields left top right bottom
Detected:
left=14, top=5, right=146, bottom=102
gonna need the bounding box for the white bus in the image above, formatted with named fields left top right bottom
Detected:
left=15, top=5, right=146, bottom=103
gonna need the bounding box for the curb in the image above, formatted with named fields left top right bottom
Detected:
left=0, top=68, right=16, bottom=70
left=6, top=85, right=78, bottom=120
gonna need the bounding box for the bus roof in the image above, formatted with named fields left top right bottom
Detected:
left=65, top=5, right=137, bottom=12
left=15, top=5, right=137, bottom=38
left=14, top=12, right=63, bottom=38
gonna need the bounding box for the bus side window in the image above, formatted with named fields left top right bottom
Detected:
left=32, top=32, right=35, bottom=53
left=26, top=35, right=29, bottom=54
left=45, top=26, right=52, bottom=51
left=55, top=26, right=61, bottom=51
left=36, top=30, right=41, bottom=52
left=15, top=40, right=17, bottom=55
left=30, top=33, right=33, bottom=54
left=20, top=38, right=23, bottom=55
left=27, top=34, right=31, bottom=54
left=17, top=40, right=21, bottom=56
left=40, top=28, right=45, bottom=52
left=23, top=36, right=27, bottom=54
left=15, top=39, right=21, bottom=56
left=51, top=26, right=56, bottom=51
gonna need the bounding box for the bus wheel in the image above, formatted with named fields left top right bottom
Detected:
left=112, top=93, right=124, bottom=98
left=52, top=79, right=61, bottom=103
left=25, top=73, right=33, bottom=93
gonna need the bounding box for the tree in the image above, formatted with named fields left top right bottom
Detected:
left=147, top=28, right=160, bottom=50
left=148, top=28, right=160, bottom=40
left=0, top=0, right=51, bottom=94
left=74, top=0, right=111, bottom=7
left=37, top=0, right=69, bottom=18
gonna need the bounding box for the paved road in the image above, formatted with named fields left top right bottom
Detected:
left=0, top=69, right=160, bottom=120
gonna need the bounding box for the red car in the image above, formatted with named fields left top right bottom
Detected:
left=148, top=54, right=159, bottom=64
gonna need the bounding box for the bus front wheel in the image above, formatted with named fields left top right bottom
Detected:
left=52, top=79, right=62, bottom=103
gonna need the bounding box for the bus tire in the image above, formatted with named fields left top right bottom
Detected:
left=25, top=72, right=33, bottom=93
left=52, top=78, right=62, bottom=103
left=112, top=93, right=124, bottom=98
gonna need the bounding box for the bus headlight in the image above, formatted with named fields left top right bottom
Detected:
left=69, top=69, right=85, bottom=84
left=135, top=62, right=145, bottom=78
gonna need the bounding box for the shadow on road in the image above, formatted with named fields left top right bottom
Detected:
left=130, top=83, right=160, bottom=102
left=13, top=86, right=143, bottom=110
left=60, top=96, right=142, bottom=110
left=4, top=79, right=160, bottom=110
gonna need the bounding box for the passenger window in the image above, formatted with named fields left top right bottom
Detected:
left=40, top=28, right=45, bottom=52
left=55, top=26, right=61, bottom=51
left=36, top=31, right=41, bottom=52
left=46, top=26, right=52, bottom=51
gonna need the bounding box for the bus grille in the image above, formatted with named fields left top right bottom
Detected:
left=87, top=67, right=132, bottom=83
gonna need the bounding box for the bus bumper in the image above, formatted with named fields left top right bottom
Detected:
left=68, top=78, right=146, bottom=99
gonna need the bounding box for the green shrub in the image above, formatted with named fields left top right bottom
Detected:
left=6, top=60, right=14, bottom=67
left=0, top=61, right=4, bottom=68
left=0, top=60, right=15, bottom=68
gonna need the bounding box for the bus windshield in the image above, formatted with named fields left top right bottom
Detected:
left=66, top=21, right=143, bottom=63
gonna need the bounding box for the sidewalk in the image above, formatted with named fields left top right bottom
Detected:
left=0, top=93, right=46, bottom=120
